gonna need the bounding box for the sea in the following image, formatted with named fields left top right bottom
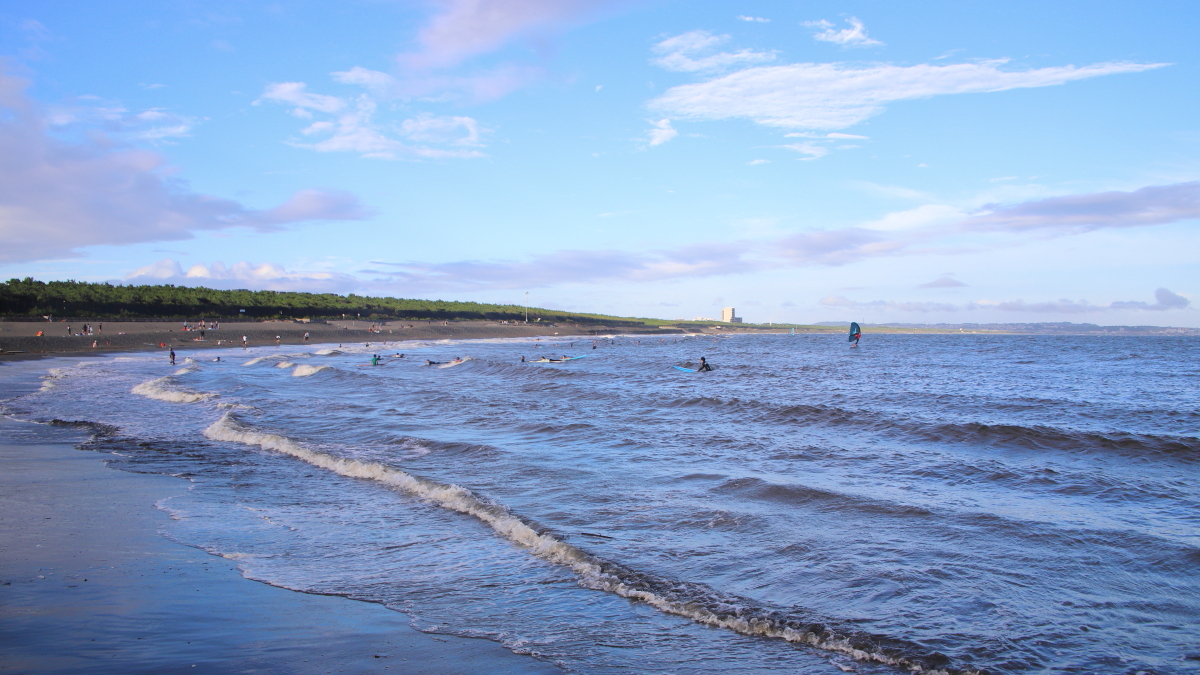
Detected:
left=2, top=333, right=1198, bottom=675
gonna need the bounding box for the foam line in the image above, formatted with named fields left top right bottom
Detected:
left=292, top=365, right=329, bottom=377
left=201, top=411, right=977, bottom=675
left=131, top=376, right=217, bottom=404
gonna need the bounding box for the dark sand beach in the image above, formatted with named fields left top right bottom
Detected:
left=0, top=415, right=564, bottom=675
left=0, top=356, right=566, bottom=674
left=0, top=319, right=691, bottom=362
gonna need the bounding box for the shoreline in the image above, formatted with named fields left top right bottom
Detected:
left=0, top=410, right=564, bottom=674
left=0, top=319, right=692, bottom=362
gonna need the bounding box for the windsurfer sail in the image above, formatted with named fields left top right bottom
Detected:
left=849, top=322, right=861, bottom=347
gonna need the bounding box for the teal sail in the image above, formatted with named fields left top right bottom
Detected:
left=849, top=322, right=861, bottom=343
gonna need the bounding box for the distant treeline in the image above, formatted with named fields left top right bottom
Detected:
left=0, top=278, right=651, bottom=325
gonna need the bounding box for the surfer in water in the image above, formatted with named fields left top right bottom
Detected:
left=849, top=321, right=862, bottom=348
left=697, top=356, right=713, bottom=372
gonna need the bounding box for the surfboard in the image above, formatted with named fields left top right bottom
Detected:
left=673, top=365, right=697, bottom=372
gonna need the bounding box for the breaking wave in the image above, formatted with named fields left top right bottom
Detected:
left=131, top=376, right=217, bottom=404
left=292, top=365, right=330, bottom=377
left=201, top=411, right=979, bottom=675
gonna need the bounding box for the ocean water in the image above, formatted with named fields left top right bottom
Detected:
left=3, top=333, right=1198, bottom=675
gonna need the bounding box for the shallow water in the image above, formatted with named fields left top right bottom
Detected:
left=3, top=333, right=1198, bottom=674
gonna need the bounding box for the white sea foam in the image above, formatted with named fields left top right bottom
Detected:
left=314, top=348, right=340, bottom=355
left=200, top=411, right=965, bottom=674
left=131, top=376, right=217, bottom=404
left=243, top=357, right=269, bottom=366
left=275, top=361, right=296, bottom=369
left=292, top=365, right=330, bottom=377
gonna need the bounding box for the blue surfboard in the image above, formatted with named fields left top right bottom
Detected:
left=673, top=365, right=697, bottom=372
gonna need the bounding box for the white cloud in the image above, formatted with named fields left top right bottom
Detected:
left=780, top=142, right=828, bottom=160
left=400, top=113, right=482, bottom=145
left=962, top=181, right=1200, bottom=233
left=650, top=59, right=1167, bottom=130
left=331, top=66, right=397, bottom=95
left=804, top=17, right=883, bottom=47
left=257, top=82, right=486, bottom=159
left=126, top=259, right=361, bottom=293
left=0, top=71, right=372, bottom=264
left=398, top=0, right=619, bottom=70
left=862, top=204, right=966, bottom=231
left=651, top=30, right=776, bottom=73
left=646, top=118, right=678, bottom=146
left=44, top=99, right=199, bottom=142
left=256, top=82, right=345, bottom=118
left=737, top=16, right=770, bottom=23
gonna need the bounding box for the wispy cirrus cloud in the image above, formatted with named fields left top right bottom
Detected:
left=398, top=0, right=624, bottom=70
left=348, top=181, right=1200, bottom=291
left=961, top=181, right=1200, bottom=233
left=256, top=81, right=486, bottom=159
left=382, top=0, right=629, bottom=101
left=651, top=30, right=775, bottom=73
left=364, top=241, right=756, bottom=292
left=650, top=58, right=1167, bottom=131
left=0, top=71, right=372, bottom=264
left=803, top=17, right=883, bottom=47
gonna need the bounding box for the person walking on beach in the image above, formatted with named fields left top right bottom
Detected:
left=304, top=332, right=310, bottom=342
left=169, top=349, right=176, bottom=365
left=242, top=335, right=248, bottom=348
left=697, top=356, right=712, bottom=372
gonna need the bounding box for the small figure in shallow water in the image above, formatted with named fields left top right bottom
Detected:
left=696, top=356, right=712, bottom=372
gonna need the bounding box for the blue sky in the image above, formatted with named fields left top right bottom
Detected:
left=2, top=0, right=1197, bottom=325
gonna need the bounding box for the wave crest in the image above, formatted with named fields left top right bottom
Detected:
left=201, top=412, right=980, bottom=675
left=131, top=376, right=217, bottom=404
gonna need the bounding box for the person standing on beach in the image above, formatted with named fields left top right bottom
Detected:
left=242, top=335, right=248, bottom=348
left=304, top=332, right=310, bottom=342
left=169, top=349, right=176, bottom=365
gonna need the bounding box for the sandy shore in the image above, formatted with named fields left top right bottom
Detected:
left=0, top=319, right=694, bottom=361
left=0, top=412, right=563, bottom=674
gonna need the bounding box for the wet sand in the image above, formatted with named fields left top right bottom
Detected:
left=0, top=319, right=689, bottom=361
left=0, top=413, right=564, bottom=674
